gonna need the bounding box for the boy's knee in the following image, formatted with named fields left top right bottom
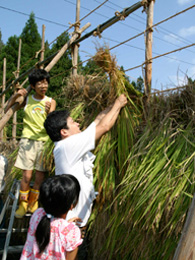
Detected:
left=22, top=170, right=33, bottom=183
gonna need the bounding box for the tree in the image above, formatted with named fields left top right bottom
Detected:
left=131, top=76, right=144, bottom=93
left=19, top=12, right=42, bottom=72
left=0, top=35, right=20, bottom=88
left=0, top=13, right=42, bottom=88
left=20, top=12, right=41, bottom=59
left=120, top=66, right=144, bottom=93
left=45, top=32, right=72, bottom=109
left=0, top=29, right=4, bottom=51
left=82, top=59, right=103, bottom=75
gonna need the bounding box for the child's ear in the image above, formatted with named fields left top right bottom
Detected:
left=30, top=84, right=35, bottom=90
left=70, top=204, right=74, bottom=210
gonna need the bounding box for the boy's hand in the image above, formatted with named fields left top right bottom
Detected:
left=17, top=88, right=28, bottom=97
left=45, top=101, right=51, bottom=113
left=116, top=94, right=127, bottom=108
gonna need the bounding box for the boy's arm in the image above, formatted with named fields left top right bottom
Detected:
left=95, top=94, right=127, bottom=141
left=45, top=99, right=56, bottom=114
left=5, top=89, right=27, bottom=113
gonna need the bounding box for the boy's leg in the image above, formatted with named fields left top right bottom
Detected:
left=15, top=170, right=33, bottom=218
left=33, top=170, right=45, bottom=190
left=28, top=171, right=45, bottom=214
left=20, top=170, right=33, bottom=190
left=28, top=140, right=47, bottom=213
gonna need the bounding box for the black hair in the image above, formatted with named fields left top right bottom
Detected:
left=35, top=174, right=80, bottom=254
left=28, top=69, right=50, bottom=87
left=44, top=110, right=70, bottom=142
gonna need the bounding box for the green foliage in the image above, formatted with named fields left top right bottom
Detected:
left=131, top=76, right=144, bottom=93
left=82, top=59, right=103, bottom=75
left=0, top=12, right=42, bottom=90
left=120, top=66, right=144, bottom=93
left=0, top=36, right=20, bottom=88
left=0, top=29, right=4, bottom=51
left=187, top=76, right=195, bottom=85
left=20, top=12, right=41, bottom=62
left=45, top=32, right=72, bottom=109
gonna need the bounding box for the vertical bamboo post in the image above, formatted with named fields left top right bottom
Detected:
left=72, top=0, right=80, bottom=76
left=12, top=38, right=22, bottom=144
left=0, top=58, right=6, bottom=141
left=144, top=0, right=154, bottom=100
left=173, top=194, right=195, bottom=260
left=40, top=25, right=45, bottom=69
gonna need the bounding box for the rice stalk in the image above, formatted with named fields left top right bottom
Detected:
left=104, top=119, right=195, bottom=259
left=91, top=46, right=143, bottom=205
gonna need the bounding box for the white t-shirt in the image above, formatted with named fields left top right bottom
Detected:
left=0, top=154, right=7, bottom=193
left=54, top=122, right=96, bottom=227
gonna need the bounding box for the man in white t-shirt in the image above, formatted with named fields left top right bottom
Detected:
left=44, top=94, right=127, bottom=228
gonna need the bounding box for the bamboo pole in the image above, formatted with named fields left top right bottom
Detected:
left=144, top=0, right=154, bottom=100
left=173, top=194, right=195, bottom=260
left=1, top=2, right=143, bottom=98
left=0, top=66, right=39, bottom=98
left=12, top=38, right=22, bottom=144
left=72, top=0, right=80, bottom=76
left=0, top=22, right=91, bottom=132
left=74, top=1, right=143, bottom=45
left=40, top=25, right=45, bottom=69
left=45, top=22, right=90, bottom=72
left=0, top=58, right=6, bottom=140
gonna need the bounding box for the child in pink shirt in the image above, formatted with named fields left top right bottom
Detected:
left=20, top=174, right=82, bottom=260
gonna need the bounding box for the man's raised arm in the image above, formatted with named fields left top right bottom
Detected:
left=95, top=94, right=127, bottom=141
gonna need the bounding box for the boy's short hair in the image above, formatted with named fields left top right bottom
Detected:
left=44, top=110, right=70, bottom=142
left=29, top=69, right=50, bottom=87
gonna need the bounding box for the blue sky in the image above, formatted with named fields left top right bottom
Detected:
left=0, top=0, right=195, bottom=91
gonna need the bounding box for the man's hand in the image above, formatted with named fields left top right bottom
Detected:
left=116, top=94, right=127, bottom=108
left=68, top=217, right=82, bottom=227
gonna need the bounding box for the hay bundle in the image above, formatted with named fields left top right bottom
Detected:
left=100, top=84, right=195, bottom=259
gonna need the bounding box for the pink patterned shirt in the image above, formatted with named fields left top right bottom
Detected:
left=20, top=208, right=83, bottom=260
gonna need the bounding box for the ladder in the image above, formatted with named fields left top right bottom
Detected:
left=0, top=179, right=28, bottom=260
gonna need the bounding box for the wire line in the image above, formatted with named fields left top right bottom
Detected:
left=0, top=5, right=69, bottom=28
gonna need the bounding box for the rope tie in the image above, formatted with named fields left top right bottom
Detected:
left=68, top=22, right=74, bottom=29
left=69, top=21, right=81, bottom=30
left=12, top=70, right=20, bottom=78
left=70, top=31, right=81, bottom=39
left=93, top=25, right=102, bottom=38
left=74, top=21, right=81, bottom=29
left=115, top=10, right=125, bottom=20
left=15, top=82, right=21, bottom=90
left=141, top=0, right=148, bottom=13
left=35, top=49, right=43, bottom=59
